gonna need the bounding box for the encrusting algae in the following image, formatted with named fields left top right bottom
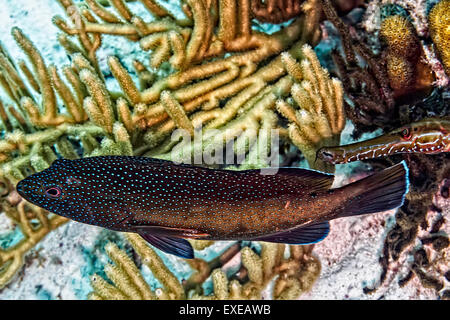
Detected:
left=1, top=0, right=449, bottom=299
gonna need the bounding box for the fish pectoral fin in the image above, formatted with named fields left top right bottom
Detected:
left=137, top=231, right=194, bottom=259
left=251, top=221, right=330, bottom=245
left=131, top=225, right=210, bottom=239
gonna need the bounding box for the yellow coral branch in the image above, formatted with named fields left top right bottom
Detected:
left=125, top=233, right=185, bottom=299
left=276, top=44, right=345, bottom=172
left=0, top=202, right=68, bottom=289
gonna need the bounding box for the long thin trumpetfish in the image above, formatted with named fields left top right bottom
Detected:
left=16, top=156, right=409, bottom=259
left=317, top=118, right=450, bottom=164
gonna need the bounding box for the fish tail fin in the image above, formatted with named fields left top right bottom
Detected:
left=339, top=161, right=409, bottom=217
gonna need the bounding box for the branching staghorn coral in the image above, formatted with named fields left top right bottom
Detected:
left=56, top=0, right=320, bottom=113
left=0, top=28, right=90, bottom=128
left=0, top=200, right=67, bottom=289
left=276, top=44, right=345, bottom=172
left=89, top=235, right=321, bottom=300
left=215, top=243, right=321, bottom=300
left=53, top=0, right=321, bottom=71
left=47, top=0, right=326, bottom=168
left=89, top=234, right=185, bottom=300
left=0, top=0, right=330, bottom=291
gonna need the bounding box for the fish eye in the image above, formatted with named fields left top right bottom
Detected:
left=401, top=128, right=412, bottom=140
left=44, top=186, right=62, bottom=198
left=322, top=151, right=334, bottom=158
left=319, top=150, right=334, bottom=160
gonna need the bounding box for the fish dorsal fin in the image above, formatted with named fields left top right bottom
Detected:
left=70, top=155, right=172, bottom=170
left=273, top=168, right=334, bottom=191
left=251, top=221, right=330, bottom=244
left=137, top=231, right=194, bottom=259
left=70, top=156, right=334, bottom=191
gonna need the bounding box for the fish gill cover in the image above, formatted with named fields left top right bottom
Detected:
left=0, top=0, right=448, bottom=300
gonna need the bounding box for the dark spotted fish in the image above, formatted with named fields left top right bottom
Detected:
left=317, top=118, right=450, bottom=164
left=16, top=156, right=409, bottom=259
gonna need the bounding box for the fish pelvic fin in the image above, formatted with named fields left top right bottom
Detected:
left=137, top=231, right=194, bottom=259
left=339, top=161, right=409, bottom=217
left=131, top=225, right=211, bottom=259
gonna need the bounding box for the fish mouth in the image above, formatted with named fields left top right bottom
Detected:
left=316, top=147, right=345, bottom=164
left=16, top=178, right=44, bottom=202
left=16, top=180, right=30, bottom=199
left=317, top=149, right=336, bottom=163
